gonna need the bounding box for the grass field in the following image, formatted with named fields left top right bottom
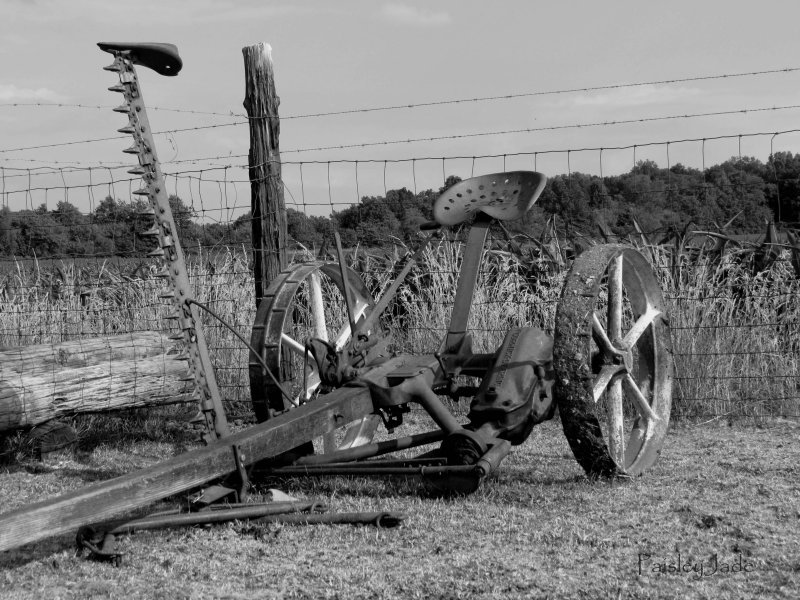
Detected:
left=0, top=416, right=798, bottom=599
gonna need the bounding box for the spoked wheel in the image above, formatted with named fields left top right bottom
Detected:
left=553, top=244, right=673, bottom=477
left=249, top=262, right=382, bottom=453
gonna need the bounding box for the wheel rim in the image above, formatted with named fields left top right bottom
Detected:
left=249, top=262, right=381, bottom=452
left=553, top=245, right=673, bottom=476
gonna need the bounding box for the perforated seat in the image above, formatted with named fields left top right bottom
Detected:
left=433, top=171, right=547, bottom=226
left=97, top=42, right=182, bottom=76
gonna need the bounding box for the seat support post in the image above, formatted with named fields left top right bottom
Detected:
left=440, top=214, right=492, bottom=353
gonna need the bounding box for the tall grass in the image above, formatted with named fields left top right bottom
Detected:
left=0, top=238, right=797, bottom=420
left=656, top=245, right=800, bottom=417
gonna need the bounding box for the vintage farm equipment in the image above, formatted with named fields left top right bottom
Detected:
left=0, top=43, right=673, bottom=552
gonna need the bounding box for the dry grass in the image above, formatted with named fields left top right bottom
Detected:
left=653, top=246, right=800, bottom=417
left=1, top=239, right=798, bottom=419
left=0, top=418, right=798, bottom=599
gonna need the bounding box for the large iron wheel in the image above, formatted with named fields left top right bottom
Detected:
left=553, top=244, right=673, bottom=477
left=249, top=262, right=382, bottom=453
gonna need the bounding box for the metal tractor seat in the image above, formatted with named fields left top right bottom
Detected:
left=433, top=171, right=547, bottom=226
left=97, top=42, right=182, bottom=76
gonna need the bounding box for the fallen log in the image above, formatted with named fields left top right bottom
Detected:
left=0, top=332, right=195, bottom=432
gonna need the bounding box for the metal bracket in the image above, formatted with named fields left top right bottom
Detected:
left=232, top=444, right=250, bottom=502
left=75, top=526, right=123, bottom=567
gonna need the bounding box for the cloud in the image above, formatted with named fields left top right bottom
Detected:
left=569, top=85, right=703, bottom=108
left=380, top=3, right=451, bottom=26
left=2, top=0, right=317, bottom=24
left=0, top=84, right=67, bottom=102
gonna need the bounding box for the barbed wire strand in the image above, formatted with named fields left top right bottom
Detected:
left=4, top=102, right=800, bottom=157
left=165, top=127, right=800, bottom=169
left=4, top=65, right=799, bottom=120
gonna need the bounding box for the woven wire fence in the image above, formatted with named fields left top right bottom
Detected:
left=1, top=133, right=799, bottom=422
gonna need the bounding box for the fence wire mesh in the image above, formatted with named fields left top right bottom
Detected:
left=1, top=132, right=799, bottom=424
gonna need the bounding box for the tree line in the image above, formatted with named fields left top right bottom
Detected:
left=0, top=195, right=202, bottom=258
left=284, top=152, right=799, bottom=250
left=1, top=152, right=798, bottom=258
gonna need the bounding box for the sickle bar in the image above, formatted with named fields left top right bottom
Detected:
left=101, top=47, right=229, bottom=440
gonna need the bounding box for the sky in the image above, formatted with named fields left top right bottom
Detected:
left=2, top=0, right=800, bottom=219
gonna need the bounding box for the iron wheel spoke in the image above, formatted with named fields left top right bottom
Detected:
left=333, top=299, right=369, bottom=351
left=623, top=374, right=659, bottom=422
left=281, top=332, right=311, bottom=358
left=608, top=254, right=624, bottom=341
left=591, top=313, right=617, bottom=356
left=607, top=379, right=625, bottom=465
left=592, top=364, right=626, bottom=402
left=308, top=271, right=329, bottom=342
left=623, top=306, right=661, bottom=348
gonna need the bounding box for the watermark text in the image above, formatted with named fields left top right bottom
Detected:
left=637, top=552, right=755, bottom=579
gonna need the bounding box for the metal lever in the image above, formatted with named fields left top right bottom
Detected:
left=355, top=231, right=436, bottom=342
left=334, top=232, right=359, bottom=342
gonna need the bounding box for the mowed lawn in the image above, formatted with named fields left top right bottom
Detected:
left=0, top=417, right=798, bottom=600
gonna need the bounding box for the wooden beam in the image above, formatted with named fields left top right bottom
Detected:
left=0, top=357, right=403, bottom=552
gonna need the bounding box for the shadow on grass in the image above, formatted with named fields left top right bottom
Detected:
left=0, top=534, right=79, bottom=572
left=250, top=464, right=593, bottom=504
left=0, top=451, right=126, bottom=481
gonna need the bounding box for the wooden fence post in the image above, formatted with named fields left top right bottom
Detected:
left=242, top=43, right=287, bottom=306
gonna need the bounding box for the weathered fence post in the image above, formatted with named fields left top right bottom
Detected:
left=242, top=43, right=288, bottom=306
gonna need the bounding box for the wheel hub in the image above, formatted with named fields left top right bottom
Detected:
left=609, top=339, right=633, bottom=374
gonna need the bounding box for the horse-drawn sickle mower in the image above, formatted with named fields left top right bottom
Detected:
left=0, top=43, right=673, bottom=556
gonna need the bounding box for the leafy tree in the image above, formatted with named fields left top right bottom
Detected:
left=93, top=196, right=125, bottom=225
left=15, top=209, right=64, bottom=256
left=335, top=197, right=401, bottom=247
left=439, top=175, right=463, bottom=194
left=53, top=201, right=84, bottom=226
left=537, top=174, right=593, bottom=231
left=766, top=151, right=800, bottom=223
left=168, top=195, right=199, bottom=248
left=287, top=208, right=323, bottom=249
left=0, top=207, right=14, bottom=254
